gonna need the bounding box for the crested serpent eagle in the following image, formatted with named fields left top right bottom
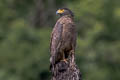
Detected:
left=50, top=8, right=77, bottom=70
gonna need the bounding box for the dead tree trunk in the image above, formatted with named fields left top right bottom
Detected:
left=51, top=51, right=82, bottom=80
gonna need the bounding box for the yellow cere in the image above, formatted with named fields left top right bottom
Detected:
left=57, top=9, right=64, bottom=13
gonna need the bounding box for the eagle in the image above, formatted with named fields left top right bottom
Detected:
left=50, top=8, right=77, bottom=71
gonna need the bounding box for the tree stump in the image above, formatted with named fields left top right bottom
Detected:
left=51, top=51, right=82, bottom=80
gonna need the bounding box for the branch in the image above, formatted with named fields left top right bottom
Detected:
left=51, top=51, right=82, bottom=80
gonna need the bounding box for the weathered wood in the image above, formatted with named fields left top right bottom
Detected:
left=51, top=51, right=82, bottom=80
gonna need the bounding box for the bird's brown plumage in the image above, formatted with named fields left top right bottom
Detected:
left=50, top=8, right=77, bottom=71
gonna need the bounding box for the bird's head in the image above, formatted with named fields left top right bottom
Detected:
left=56, top=8, right=74, bottom=17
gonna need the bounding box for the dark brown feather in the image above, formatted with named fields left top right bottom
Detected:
left=50, top=15, right=77, bottom=71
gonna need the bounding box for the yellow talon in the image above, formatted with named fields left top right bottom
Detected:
left=61, top=59, right=68, bottom=63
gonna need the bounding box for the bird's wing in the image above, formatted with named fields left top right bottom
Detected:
left=50, top=22, right=63, bottom=68
left=66, top=23, right=77, bottom=49
left=62, top=22, right=76, bottom=48
left=50, top=22, right=63, bottom=53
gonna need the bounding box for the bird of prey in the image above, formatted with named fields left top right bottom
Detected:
left=50, top=8, right=77, bottom=70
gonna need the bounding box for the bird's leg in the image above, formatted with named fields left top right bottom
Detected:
left=70, top=50, right=74, bottom=55
left=60, top=51, right=68, bottom=63
left=70, top=49, right=75, bottom=69
left=61, top=58, right=68, bottom=63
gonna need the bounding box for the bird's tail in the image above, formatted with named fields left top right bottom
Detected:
left=50, top=54, right=57, bottom=76
left=50, top=50, right=60, bottom=73
left=50, top=55, right=55, bottom=70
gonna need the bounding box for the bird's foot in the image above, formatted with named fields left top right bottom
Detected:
left=61, top=59, right=68, bottom=63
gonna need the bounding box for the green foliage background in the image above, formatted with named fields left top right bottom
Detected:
left=0, top=0, right=120, bottom=80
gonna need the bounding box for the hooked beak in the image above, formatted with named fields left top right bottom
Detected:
left=56, top=9, right=64, bottom=15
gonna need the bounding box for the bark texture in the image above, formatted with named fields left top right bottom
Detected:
left=51, top=51, right=82, bottom=80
